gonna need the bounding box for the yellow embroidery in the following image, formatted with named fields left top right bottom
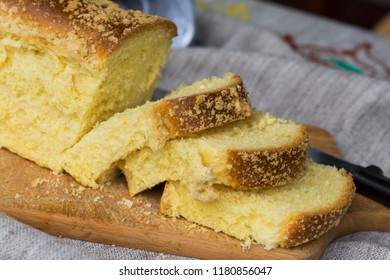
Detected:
left=196, top=0, right=250, bottom=21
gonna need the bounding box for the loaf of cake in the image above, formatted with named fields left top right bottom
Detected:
left=121, top=110, right=308, bottom=201
left=160, top=161, right=356, bottom=249
left=64, top=72, right=251, bottom=188
left=0, top=0, right=176, bottom=171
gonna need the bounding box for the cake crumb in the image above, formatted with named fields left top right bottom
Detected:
left=51, top=170, right=62, bottom=176
left=117, top=198, right=133, bottom=209
left=71, top=186, right=85, bottom=197
left=159, top=253, right=168, bottom=260
left=31, top=178, right=48, bottom=188
left=15, top=193, right=21, bottom=199
left=241, top=238, right=252, bottom=252
left=145, top=203, right=152, bottom=208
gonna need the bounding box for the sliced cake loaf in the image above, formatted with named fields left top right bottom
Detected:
left=121, top=110, right=308, bottom=201
left=63, top=73, right=251, bottom=188
left=160, top=161, right=356, bottom=249
left=0, top=0, right=176, bottom=171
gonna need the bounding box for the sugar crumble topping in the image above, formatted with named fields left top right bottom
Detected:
left=0, top=0, right=171, bottom=62
left=166, top=82, right=251, bottom=134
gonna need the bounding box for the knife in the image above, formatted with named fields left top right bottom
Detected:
left=308, top=147, right=390, bottom=206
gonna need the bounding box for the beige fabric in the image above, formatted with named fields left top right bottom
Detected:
left=1, top=0, right=389, bottom=260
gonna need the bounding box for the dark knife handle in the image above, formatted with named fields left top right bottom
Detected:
left=353, top=166, right=390, bottom=207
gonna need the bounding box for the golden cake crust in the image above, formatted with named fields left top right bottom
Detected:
left=227, top=124, right=309, bottom=190
left=156, top=75, right=252, bottom=137
left=279, top=170, right=355, bottom=248
left=0, top=0, right=177, bottom=64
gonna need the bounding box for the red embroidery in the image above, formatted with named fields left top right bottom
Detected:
left=283, top=34, right=390, bottom=79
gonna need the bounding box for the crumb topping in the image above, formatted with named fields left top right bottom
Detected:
left=0, top=0, right=174, bottom=62
left=164, top=82, right=251, bottom=136
left=228, top=136, right=309, bottom=189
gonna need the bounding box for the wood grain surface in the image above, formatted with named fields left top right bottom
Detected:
left=0, top=125, right=389, bottom=259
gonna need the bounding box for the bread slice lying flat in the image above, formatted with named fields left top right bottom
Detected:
left=121, top=111, right=308, bottom=201
left=0, top=0, right=177, bottom=172
left=63, top=73, right=251, bottom=188
left=160, top=160, right=356, bottom=249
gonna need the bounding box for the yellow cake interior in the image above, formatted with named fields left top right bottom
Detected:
left=166, top=72, right=239, bottom=99
left=161, top=161, right=355, bottom=249
left=0, top=25, right=173, bottom=171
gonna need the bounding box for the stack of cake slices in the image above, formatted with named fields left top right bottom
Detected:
left=64, top=72, right=355, bottom=250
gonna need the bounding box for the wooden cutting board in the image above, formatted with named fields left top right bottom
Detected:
left=1, top=126, right=389, bottom=259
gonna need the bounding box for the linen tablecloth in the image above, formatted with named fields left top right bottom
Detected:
left=1, top=0, right=389, bottom=259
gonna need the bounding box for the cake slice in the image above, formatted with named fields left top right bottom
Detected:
left=121, top=110, right=308, bottom=201
left=63, top=72, right=251, bottom=188
left=160, top=161, right=356, bottom=249
left=0, top=0, right=176, bottom=171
